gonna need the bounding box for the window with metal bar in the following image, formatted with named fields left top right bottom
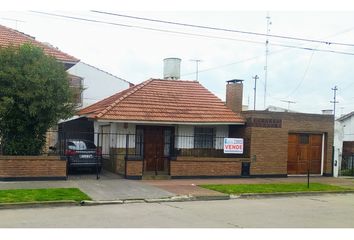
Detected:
left=135, top=128, right=144, bottom=157
left=194, top=127, right=215, bottom=148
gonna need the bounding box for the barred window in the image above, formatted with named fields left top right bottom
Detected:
left=135, top=128, right=144, bottom=156
left=164, top=129, right=172, bottom=157
left=194, top=127, right=215, bottom=148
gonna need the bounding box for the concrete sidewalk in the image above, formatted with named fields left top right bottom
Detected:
left=0, top=173, right=353, bottom=204
left=143, top=176, right=354, bottom=197
left=0, top=171, right=175, bottom=201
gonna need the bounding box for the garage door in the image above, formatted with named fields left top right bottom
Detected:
left=288, top=134, right=322, bottom=175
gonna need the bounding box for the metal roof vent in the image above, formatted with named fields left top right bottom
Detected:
left=163, top=58, right=181, bottom=80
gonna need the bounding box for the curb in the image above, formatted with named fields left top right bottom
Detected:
left=231, top=190, right=354, bottom=199
left=81, top=195, right=195, bottom=205
left=194, top=194, right=230, bottom=201
left=0, top=200, right=79, bottom=210
left=80, top=200, right=124, bottom=206
left=144, top=195, right=193, bottom=203
left=2, top=191, right=354, bottom=210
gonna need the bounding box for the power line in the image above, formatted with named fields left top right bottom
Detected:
left=284, top=49, right=316, bottom=99
left=29, top=10, right=354, bottom=89
left=30, top=11, right=354, bottom=57
left=91, top=10, right=354, bottom=48
left=30, top=11, right=304, bottom=79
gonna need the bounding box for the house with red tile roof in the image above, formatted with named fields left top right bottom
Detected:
left=76, top=58, right=334, bottom=179
left=0, top=24, right=79, bottom=68
left=76, top=58, right=247, bottom=179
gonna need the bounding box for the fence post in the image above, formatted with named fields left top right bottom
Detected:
left=125, top=134, right=129, bottom=179
left=96, top=133, right=100, bottom=180
left=307, top=158, right=310, bottom=188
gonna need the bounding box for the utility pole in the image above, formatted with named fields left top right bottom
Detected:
left=253, top=75, right=259, bottom=110
left=190, top=59, right=202, bottom=80
left=331, top=86, right=339, bottom=117
left=264, top=12, right=272, bottom=109
left=281, top=100, right=296, bottom=111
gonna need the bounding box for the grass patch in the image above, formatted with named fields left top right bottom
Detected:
left=0, top=188, right=91, bottom=203
left=200, top=183, right=353, bottom=194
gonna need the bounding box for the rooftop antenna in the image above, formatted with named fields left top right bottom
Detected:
left=190, top=59, right=202, bottom=80
left=0, top=17, right=25, bottom=29
left=280, top=100, right=296, bottom=111
left=264, top=12, right=272, bottom=109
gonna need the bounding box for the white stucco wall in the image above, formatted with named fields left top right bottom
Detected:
left=334, top=114, right=354, bottom=177
left=334, top=115, right=354, bottom=177
left=95, top=122, right=137, bottom=152
left=114, top=123, right=136, bottom=148
left=333, top=121, right=344, bottom=177
left=68, top=62, right=131, bottom=108
left=342, top=117, right=354, bottom=141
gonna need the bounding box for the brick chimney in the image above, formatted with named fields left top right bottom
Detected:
left=226, top=79, right=243, bottom=113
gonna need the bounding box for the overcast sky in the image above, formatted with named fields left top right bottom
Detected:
left=1, top=2, right=354, bottom=116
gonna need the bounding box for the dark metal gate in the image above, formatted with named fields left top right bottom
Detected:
left=340, top=155, right=354, bottom=176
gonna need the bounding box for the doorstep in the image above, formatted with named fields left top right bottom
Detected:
left=142, top=174, right=171, bottom=180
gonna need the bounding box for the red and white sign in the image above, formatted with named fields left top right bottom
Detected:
left=224, top=138, right=244, bottom=154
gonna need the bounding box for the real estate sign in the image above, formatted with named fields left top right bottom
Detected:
left=224, top=138, right=244, bottom=154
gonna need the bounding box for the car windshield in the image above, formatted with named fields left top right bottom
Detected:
left=84, top=141, right=96, bottom=149
left=67, top=140, right=96, bottom=150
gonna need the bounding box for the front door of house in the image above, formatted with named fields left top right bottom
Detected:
left=144, top=126, right=166, bottom=173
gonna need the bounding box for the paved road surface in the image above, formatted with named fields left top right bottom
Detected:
left=1, top=194, right=354, bottom=228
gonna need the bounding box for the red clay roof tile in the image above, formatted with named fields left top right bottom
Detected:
left=78, top=79, right=244, bottom=124
left=0, top=24, right=79, bottom=63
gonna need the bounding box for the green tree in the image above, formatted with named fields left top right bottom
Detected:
left=0, top=44, right=74, bottom=155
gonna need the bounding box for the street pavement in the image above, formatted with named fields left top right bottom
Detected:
left=1, top=194, right=354, bottom=228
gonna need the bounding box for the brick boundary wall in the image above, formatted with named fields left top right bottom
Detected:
left=126, top=160, right=143, bottom=178
left=0, top=156, right=67, bottom=181
left=170, top=158, right=248, bottom=177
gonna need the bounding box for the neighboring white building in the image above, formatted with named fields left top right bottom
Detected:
left=67, top=62, right=132, bottom=108
left=334, top=111, right=354, bottom=177
left=337, top=111, right=354, bottom=142
left=333, top=121, right=344, bottom=177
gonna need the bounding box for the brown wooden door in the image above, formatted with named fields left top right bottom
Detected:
left=309, top=135, right=322, bottom=174
left=144, top=126, right=165, bottom=172
left=287, top=134, right=322, bottom=174
left=287, top=134, right=298, bottom=174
